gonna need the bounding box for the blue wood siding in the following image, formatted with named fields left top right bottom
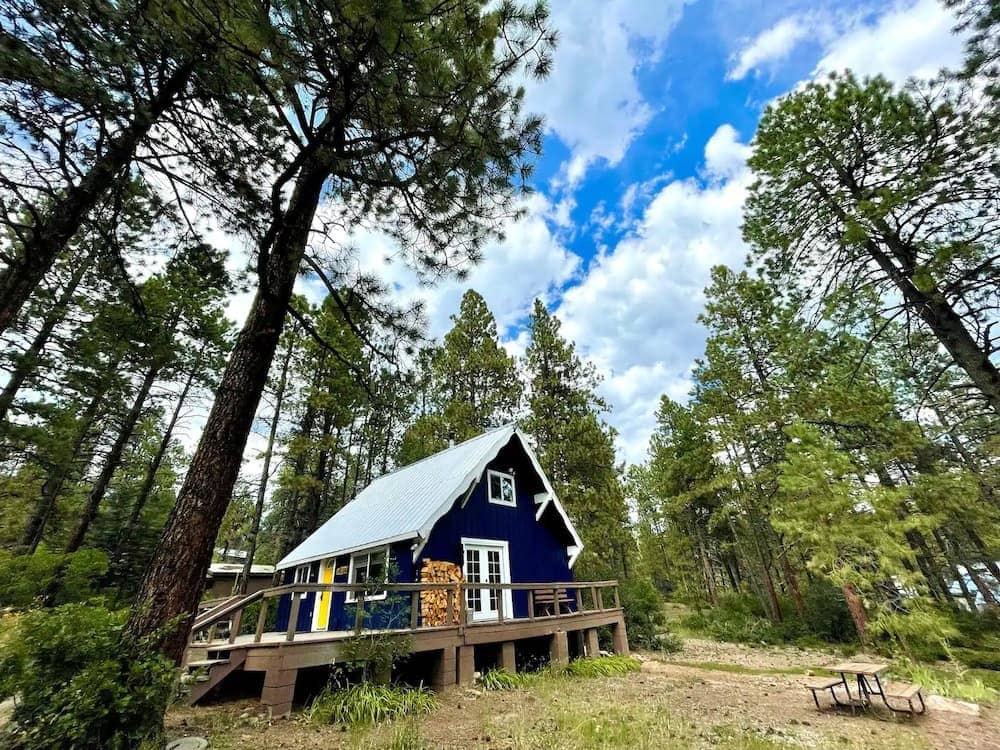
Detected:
left=417, top=442, right=574, bottom=618
left=276, top=542, right=414, bottom=633
left=276, top=437, right=574, bottom=631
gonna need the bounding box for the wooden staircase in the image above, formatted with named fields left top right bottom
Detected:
left=185, top=649, right=247, bottom=705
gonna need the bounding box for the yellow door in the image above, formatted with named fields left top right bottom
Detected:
left=313, top=559, right=334, bottom=631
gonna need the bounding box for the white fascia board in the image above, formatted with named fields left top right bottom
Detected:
left=514, top=428, right=585, bottom=558
left=275, top=532, right=418, bottom=571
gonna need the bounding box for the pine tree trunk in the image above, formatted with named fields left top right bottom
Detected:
left=0, top=60, right=196, bottom=336
left=841, top=582, right=868, bottom=641
left=64, top=361, right=160, bottom=553
left=302, top=403, right=334, bottom=538
left=19, top=388, right=107, bottom=552
left=864, top=237, right=1000, bottom=413
left=110, top=364, right=198, bottom=569
left=778, top=547, right=805, bottom=617
left=238, top=335, right=294, bottom=595
left=0, top=254, right=92, bottom=422
left=124, top=164, right=328, bottom=664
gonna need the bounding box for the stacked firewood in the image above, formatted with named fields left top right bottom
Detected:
left=420, top=560, right=463, bottom=626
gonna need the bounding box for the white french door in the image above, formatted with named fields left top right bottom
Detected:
left=462, top=538, right=513, bottom=622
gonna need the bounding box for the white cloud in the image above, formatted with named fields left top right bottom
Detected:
left=525, top=1, right=689, bottom=189
left=814, top=0, right=964, bottom=81
left=346, top=193, right=581, bottom=338
left=727, top=16, right=810, bottom=81
left=703, top=124, right=752, bottom=181
left=557, top=127, right=752, bottom=464
left=726, top=1, right=964, bottom=85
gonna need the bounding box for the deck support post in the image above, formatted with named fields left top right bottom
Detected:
left=262, top=666, right=298, bottom=719
left=584, top=627, right=600, bottom=658
left=431, top=647, right=457, bottom=691
left=550, top=630, right=569, bottom=666
left=457, top=645, right=475, bottom=686
left=611, top=617, right=629, bottom=655
left=500, top=641, right=516, bottom=672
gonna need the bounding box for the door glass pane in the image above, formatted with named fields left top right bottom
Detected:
left=465, top=548, right=482, bottom=612
left=487, top=549, right=501, bottom=610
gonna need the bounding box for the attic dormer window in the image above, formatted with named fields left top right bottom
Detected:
left=487, top=469, right=516, bottom=507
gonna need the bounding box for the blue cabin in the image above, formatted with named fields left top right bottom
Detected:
left=274, top=424, right=584, bottom=633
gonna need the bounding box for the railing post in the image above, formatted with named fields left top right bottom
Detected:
left=527, top=589, right=535, bottom=620
left=255, top=597, right=270, bottom=643
left=590, top=586, right=597, bottom=612
left=410, top=590, right=420, bottom=630
left=596, top=587, right=604, bottom=611
left=228, top=608, right=243, bottom=644
left=613, top=585, right=621, bottom=610
left=496, top=587, right=504, bottom=623
left=459, top=583, right=467, bottom=624
left=446, top=587, right=455, bottom=626
left=354, top=591, right=365, bottom=633
left=286, top=592, right=301, bottom=642
left=552, top=587, right=560, bottom=617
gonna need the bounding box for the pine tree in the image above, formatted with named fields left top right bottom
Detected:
left=522, top=300, right=631, bottom=580
left=398, top=290, right=522, bottom=463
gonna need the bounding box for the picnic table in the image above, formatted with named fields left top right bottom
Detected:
left=806, top=661, right=926, bottom=715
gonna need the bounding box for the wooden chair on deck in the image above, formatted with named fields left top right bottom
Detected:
left=532, top=588, right=574, bottom=616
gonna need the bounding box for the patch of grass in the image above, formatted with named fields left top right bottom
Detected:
left=479, top=667, right=537, bottom=690
left=890, top=661, right=999, bottom=705
left=665, top=660, right=835, bottom=678
left=352, top=721, right=429, bottom=750
left=561, top=655, right=642, bottom=678
left=306, top=683, right=437, bottom=726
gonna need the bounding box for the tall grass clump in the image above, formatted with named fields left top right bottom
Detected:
left=563, top=655, right=641, bottom=678
left=306, top=683, right=437, bottom=726
left=479, top=668, right=536, bottom=690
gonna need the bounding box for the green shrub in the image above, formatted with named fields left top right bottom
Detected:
left=479, top=667, right=536, bottom=690
left=0, top=548, right=109, bottom=608
left=953, top=647, right=1000, bottom=671
left=562, top=655, right=641, bottom=678
left=651, top=630, right=683, bottom=654
left=618, top=578, right=668, bottom=649
left=0, top=603, right=177, bottom=750
left=802, top=581, right=855, bottom=643
left=306, top=683, right=437, bottom=726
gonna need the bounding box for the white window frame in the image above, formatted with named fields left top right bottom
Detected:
left=293, top=564, right=310, bottom=584
left=345, top=546, right=390, bottom=603
left=487, top=469, right=516, bottom=507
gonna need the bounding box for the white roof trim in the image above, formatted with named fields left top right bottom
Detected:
left=276, top=532, right=417, bottom=570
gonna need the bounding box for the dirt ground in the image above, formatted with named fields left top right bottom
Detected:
left=166, top=639, right=1000, bottom=749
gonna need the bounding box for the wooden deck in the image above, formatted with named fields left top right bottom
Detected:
left=185, top=580, right=629, bottom=717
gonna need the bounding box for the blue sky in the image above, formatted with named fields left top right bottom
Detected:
left=252, top=0, right=968, bottom=466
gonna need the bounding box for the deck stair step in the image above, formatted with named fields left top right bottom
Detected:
left=187, top=659, right=229, bottom=670
left=187, top=650, right=247, bottom=706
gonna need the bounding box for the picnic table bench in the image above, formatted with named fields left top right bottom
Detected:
left=807, top=662, right=925, bottom=716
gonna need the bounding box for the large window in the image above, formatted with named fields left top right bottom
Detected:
left=487, top=469, right=516, bottom=507
left=346, top=547, right=389, bottom=602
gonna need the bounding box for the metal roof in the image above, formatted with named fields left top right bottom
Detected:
left=275, top=424, right=583, bottom=570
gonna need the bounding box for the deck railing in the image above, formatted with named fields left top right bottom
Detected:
left=190, top=580, right=621, bottom=646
